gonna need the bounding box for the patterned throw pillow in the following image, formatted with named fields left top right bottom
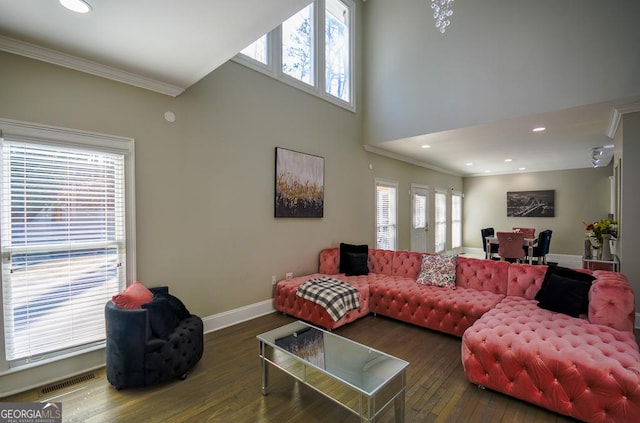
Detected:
left=416, top=255, right=457, bottom=288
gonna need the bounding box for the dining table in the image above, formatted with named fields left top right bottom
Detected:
left=485, top=236, right=538, bottom=265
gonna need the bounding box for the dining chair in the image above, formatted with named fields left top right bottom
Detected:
left=481, top=227, right=499, bottom=259
left=530, top=229, right=552, bottom=264
left=496, top=231, right=526, bottom=263
left=512, top=227, right=536, bottom=238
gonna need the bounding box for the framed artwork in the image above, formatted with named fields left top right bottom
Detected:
left=275, top=147, right=324, bottom=218
left=507, top=190, right=555, bottom=217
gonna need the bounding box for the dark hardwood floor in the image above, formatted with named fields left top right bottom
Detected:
left=4, top=313, right=587, bottom=422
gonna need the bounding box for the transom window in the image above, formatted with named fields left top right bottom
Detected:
left=282, top=3, right=315, bottom=85
left=234, top=0, right=355, bottom=111
left=325, top=0, right=350, bottom=102
left=240, top=34, right=268, bottom=65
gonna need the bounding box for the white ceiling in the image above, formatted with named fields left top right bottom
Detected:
left=0, top=0, right=638, bottom=177
left=367, top=101, right=626, bottom=177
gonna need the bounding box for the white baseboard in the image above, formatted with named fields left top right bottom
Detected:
left=545, top=253, right=582, bottom=268
left=202, top=299, right=275, bottom=334
left=461, top=247, right=484, bottom=256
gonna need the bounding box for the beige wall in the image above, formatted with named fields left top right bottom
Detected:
left=619, top=112, right=640, bottom=315
left=0, top=39, right=464, bottom=391
left=463, top=167, right=612, bottom=255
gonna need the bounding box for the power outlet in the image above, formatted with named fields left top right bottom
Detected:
left=285, top=272, right=293, bottom=279
left=271, top=275, right=277, bottom=286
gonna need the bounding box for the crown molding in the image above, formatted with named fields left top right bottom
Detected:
left=607, top=101, right=640, bottom=138
left=616, top=101, right=640, bottom=114
left=607, top=108, right=622, bottom=139
left=0, top=35, right=185, bottom=97
left=363, top=144, right=462, bottom=177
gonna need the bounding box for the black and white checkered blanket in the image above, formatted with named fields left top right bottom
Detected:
left=296, top=277, right=360, bottom=322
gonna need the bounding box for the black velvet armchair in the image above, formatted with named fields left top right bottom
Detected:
left=105, top=286, right=203, bottom=390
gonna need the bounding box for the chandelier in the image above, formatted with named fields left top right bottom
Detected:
left=430, top=0, right=454, bottom=33
left=591, top=145, right=614, bottom=168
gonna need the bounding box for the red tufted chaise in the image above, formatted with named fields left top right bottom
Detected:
left=273, top=247, right=640, bottom=422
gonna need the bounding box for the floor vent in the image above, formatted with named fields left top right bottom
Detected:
left=40, top=372, right=96, bottom=395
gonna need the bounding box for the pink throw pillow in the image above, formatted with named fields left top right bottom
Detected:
left=112, top=281, right=153, bottom=309
left=416, top=255, right=457, bottom=288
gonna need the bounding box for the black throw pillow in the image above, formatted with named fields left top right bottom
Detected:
left=155, top=292, right=191, bottom=320
left=536, top=273, right=593, bottom=318
left=536, top=265, right=595, bottom=306
left=142, top=297, right=181, bottom=339
left=344, top=251, right=369, bottom=276
left=339, top=243, right=368, bottom=274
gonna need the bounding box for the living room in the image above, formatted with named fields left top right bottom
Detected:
left=1, top=0, right=639, bottom=415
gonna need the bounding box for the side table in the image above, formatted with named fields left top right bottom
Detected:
left=582, top=255, right=619, bottom=272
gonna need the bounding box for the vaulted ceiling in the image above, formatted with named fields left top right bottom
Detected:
left=0, top=0, right=310, bottom=95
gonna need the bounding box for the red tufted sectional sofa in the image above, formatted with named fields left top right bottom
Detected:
left=273, top=247, right=640, bottom=422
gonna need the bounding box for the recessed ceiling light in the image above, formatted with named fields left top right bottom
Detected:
left=533, top=127, right=546, bottom=132
left=465, top=162, right=473, bottom=166
left=421, top=144, right=431, bottom=149
left=59, top=0, right=92, bottom=14
left=504, top=158, right=512, bottom=162
left=484, top=170, right=492, bottom=173
left=518, top=167, right=526, bottom=171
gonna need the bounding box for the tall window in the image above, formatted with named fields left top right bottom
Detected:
left=434, top=190, right=447, bottom=253
left=376, top=180, right=397, bottom=250
left=452, top=192, right=462, bottom=249
left=235, top=0, right=355, bottom=110
left=0, top=119, right=134, bottom=367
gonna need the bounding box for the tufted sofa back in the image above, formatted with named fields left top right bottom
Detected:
left=321, top=248, right=550, bottom=297
left=321, top=248, right=512, bottom=289
left=318, top=248, right=425, bottom=277
left=318, top=248, right=340, bottom=274
left=455, top=256, right=509, bottom=294
left=367, top=249, right=394, bottom=274
left=506, top=263, right=548, bottom=299
left=391, top=250, right=425, bottom=278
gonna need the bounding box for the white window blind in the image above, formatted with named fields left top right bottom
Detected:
left=1, top=135, right=128, bottom=365
left=435, top=190, right=447, bottom=253
left=412, top=193, right=427, bottom=229
left=452, top=192, right=462, bottom=249
left=376, top=181, right=397, bottom=250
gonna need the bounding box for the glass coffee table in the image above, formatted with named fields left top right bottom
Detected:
left=257, top=321, right=409, bottom=422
